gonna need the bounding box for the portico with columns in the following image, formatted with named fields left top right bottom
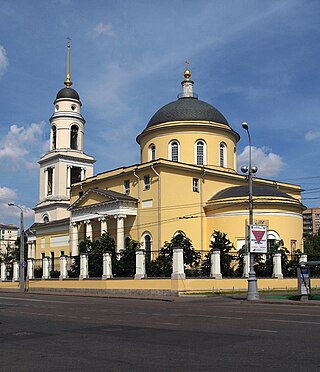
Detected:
left=69, top=188, right=137, bottom=256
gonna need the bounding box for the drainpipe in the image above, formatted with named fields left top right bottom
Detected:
left=133, top=169, right=140, bottom=241
left=200, top=168, right=206, bottom=256
left=151, top=164, right=161, bottom=253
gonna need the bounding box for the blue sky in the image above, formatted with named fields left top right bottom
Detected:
left=1, top=0, right=320, bottom=227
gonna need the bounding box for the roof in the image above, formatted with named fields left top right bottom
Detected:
left=56, top=87, right=80, bottom=101
left=210, top=185, right=295, bottom=201
left=29, top=217, right=70, bottom=230
left=0, top=224, right=19, bottom=230
left=147, top=97, right=229, bottom=127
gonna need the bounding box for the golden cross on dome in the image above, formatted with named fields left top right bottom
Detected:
left=64, top=37, right=72, bottom=88
left=184, top=58, right=191, bottom=80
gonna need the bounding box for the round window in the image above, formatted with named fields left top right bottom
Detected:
left=71, top=105, right=76, bottom=111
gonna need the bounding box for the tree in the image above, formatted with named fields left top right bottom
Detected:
left=114, top=239, right=140, bottom=277
left=303, top=232, right=320, bottom=276
left=201, top=231, right=235, bottom=277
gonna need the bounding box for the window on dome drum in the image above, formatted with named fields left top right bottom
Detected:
left=144, top=234, right=152, bottom=260
left=170, top=141, right=179, bottom=162
left=124, top=180, right=130, bottom=195
left=150, top=144, right=156, bottom=161
left=196, top=141, right=205, bottom=165
left=52, top=125, right=56, bottom=150
left=43, top=215, right=49, bottom=223
left=71, top=167, right=81, bottom=185
left=70, top=125, right=79, bottom=150
left=47, top=168, right=53, bottom=196
left=144, top=175, right=150, bottom=190
left=219, top=143, right=226, bottom=167
left=193, top=178, right=199, bottom=192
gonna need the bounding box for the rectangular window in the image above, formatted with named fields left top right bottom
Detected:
left=193, top=178, right=199, bottom=192
left=144, top=175, right=150, bottom=190
left=124, top=180, right=130, bottom=195
left=71, top=166, right=82, bottom=185
left=47, top=168, right=53, bottom=195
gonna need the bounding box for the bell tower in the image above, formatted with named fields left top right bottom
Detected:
left=34, top=40, right=95, bottom=223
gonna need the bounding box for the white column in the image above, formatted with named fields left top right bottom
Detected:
left=210, top=249, right=222, bottom=279
left=59, top=255, right=68, bottom=280
left=85, top=220, right=93, bottom=241
left=272, top=253, right=283, bottom=279
left=100, top=217, right=108, bottom=235
left=79, top=253, right=89, bottom=280
left=27, top=258, right=35, bottom=279
left=71, top=222, right=79, bottom=256
left=242, top=253, right=250, bottom=278
left=102, top=252, right=113, bottom=279
left=52, top=166, right=55, bottom=195
left=12, top=261, right=19, bottom=282
left=67, top=165, right=71, bottom=198
left=171, top=248, right=186, bottom=280
left=42, top=257, right=50, bottom=279
left=27, top=242, right=32, bottom=259
left=115, top=215, right=126, bottom=254
left=299, top=254, right=308, bottom=265
left=44, top=169, right=48, bottom=196
left=134, top=250, right=146, bottom=279
left=32, top=241, right=36, bottom=259
left=1, top=262, right=7, bottom=281
left=81, top=167, right=85, bottom=181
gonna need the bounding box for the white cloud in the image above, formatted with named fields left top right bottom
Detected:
left=0, top=186, right=34, bottom=223
left=237, top=146, right=285, bottom=178
left=305, top=131, right=320, bottom=141
left=92, top=23, right=115, bottom=38
left=0, top=122, right=46, bottom=172
left=0, top=45, right=8, bottom=78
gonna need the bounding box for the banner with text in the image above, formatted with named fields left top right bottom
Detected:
left=250, top=225, right=267, bottom=253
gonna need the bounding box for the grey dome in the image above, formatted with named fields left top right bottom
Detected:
left=56, top=87, right=80, bottom=101
left=210, top=185, right=294, bottom=201
left=147, top=97, right=229, bottom=127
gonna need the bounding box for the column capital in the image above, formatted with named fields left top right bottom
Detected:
left=114, top=214, right=127, bottom=220
left=98, top=216, right=108, bottom=222
left=85, top=219, right=92, bottom=225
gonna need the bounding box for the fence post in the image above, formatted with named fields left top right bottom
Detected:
left=27, top=258, right=35, bottom=280
left=0, top=262, right=7, bottom=281
left=102, top=252, right=113, bottom=279
left=42, top=257, right=50, bottom=279
left=134, top=249, right=146, bottom=280
left=12, top=261, right=19, bottom=282
left=79, top=253, right=89, bottom=280
left=171, top=247, right=186, bottom=280
left=272, top=253, right=283, bottom=279
left=210, top=249, right=222, bottom=279
left=59, top=255, right=68, bottom=280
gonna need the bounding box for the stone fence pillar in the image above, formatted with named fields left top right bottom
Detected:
left=210, top=249, right=222, bottom=279
left=79, top=253, right=89, bottom=280
left=299, top=254, right=308, bottom=265
left=272, top=253, right=283, bottom=279
left=0, top=262, right=7, bottom=281
left=134, top=250, right=146, bottom=280
left=171, top=248, right=186, bottom=280
left=42, top=257, right=50, bottom=279
left=59, top=255, right=68, bottom=280
left=102, top=252, right=113, bottom=279
left=27, top=258, right=35, bottom=280
left=12, top=261, right=19, bottom=282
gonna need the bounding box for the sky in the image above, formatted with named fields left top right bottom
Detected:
left=1, top=0, right=320, bottom=228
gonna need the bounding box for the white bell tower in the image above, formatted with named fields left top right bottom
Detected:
left=34, top=40, right=95, bottom=223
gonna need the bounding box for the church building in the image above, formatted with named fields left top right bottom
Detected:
left=29, top=44, right=305, bottom=266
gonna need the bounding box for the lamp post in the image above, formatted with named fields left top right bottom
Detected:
left=8, top=203, right=25, bottom=292
left=241, top=123, right=259, bottom=301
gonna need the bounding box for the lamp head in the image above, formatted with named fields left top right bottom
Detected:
left=8, top=203, right=14, bottom=207
left=242, top=122, right=249, bottom=131
left=251, top=166, right=258, bottom=174
left=241, top=165, right=249, bottom=173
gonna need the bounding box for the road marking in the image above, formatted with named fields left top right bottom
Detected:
left=82, top=316, right=91, bottom=320
left=0, top=296, right=75, bottom=304
left=249, top=328, right=278, bottom=333
left=265, top=318, right=320, bottom=325
left=180, top=314, right=243, bottom=320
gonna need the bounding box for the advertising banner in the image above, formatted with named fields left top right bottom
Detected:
left=249, top=225, right=267, bottom=253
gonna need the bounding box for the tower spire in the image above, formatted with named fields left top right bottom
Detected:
left=64, top=37, right=72, bottom=88
left=180, top=58, right=196, bottom=98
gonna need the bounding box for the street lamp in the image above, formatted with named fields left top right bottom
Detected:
left=241, top=122, right=259, bottom=301
left=8, top=203, right=25, bottom=292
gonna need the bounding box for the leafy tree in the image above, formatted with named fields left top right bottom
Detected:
left=114, top=239, right=140, bottom=277
left=303, top=232, right=320, bottom=276
left=201, top=231, right=236, bottom=277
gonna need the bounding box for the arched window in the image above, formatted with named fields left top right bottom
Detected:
left=170, top=141, right=180, bottom=162
left=42, top=214, right=49, bottom=223
left=267, top=230, right=280, bottom=251
left=149, top=144, right=156, bottom=161
left=219, top=142, right=226, bottom=167
left=52, top=125, right=56, bottom=150
left=144, top=234, right=152, bottom=260
left=70, top=125, right=79, bottom=150
left=195, top=140, right=206, bottom=165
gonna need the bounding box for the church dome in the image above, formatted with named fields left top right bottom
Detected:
left=56, top=87, right=80, bottom=101
left=147, top=97, right=229, bottom=127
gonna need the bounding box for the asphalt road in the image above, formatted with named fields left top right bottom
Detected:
left=0, top=292, right=319, bottom=371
